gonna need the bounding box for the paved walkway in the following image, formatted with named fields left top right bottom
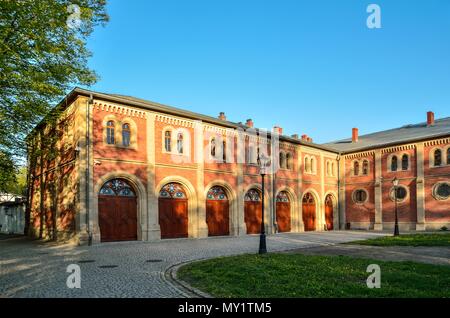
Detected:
left=287, top=244, right=450, bottom=266
left=0, top=231, right=386, bottom=298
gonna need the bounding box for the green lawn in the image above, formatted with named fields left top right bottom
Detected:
left=350, top=233, right=450, bottom=247
left=178, top=253, right=450, bottom=298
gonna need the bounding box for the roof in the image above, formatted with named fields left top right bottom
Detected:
left=36, top=87, right=450, bottom=155
left=323, top=116, right=450, bottom=153
left=63, top=88, right=339, bottom=153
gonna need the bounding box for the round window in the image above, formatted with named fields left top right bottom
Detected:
left=390, top=186, right=408, bottom=202
left=353, top=189, right=368, bottom=204
left=433, top=182, right=450, bottom=201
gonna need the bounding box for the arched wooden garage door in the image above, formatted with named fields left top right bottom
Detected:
left=302, top=193, right=316, bottom=231
left=206, top=186, right=230, bottom=236
left=158, top=183, right=188, bottom=239
left=276, top=191, right=291, bottom=233
left=244, top=189, right=262, bottom=234
left=98, top=179, right=137, bottom=242
left=325, top=194, right=334, bottom=231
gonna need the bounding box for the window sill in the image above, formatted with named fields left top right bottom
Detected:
left=104, top=143, right=137, bottom=150
left=163, top=152, right=190, bottom=157
left=430, top=164, right=450, bottom=169
left=387, top=169, right=411, bottom=173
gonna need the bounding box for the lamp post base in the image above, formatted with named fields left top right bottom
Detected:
left=394, top=224, right=400, bottom=236
left=259, top=233, right=267, bottom=254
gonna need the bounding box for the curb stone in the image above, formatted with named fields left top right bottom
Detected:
left=164, top=259, right=213, bottom=298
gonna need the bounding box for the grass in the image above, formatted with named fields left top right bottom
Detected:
left=178, top=253, right=450, bottom=298
left=349, top=233, right=450, bottom=247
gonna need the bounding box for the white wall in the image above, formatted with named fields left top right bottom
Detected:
left=0, top=205, right=25, bottom=234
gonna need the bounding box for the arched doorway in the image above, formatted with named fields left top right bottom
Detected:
left=244, top=189, right=262, bottom=234
left=302, top=192, right=316, bottom=231
left=325, top=194, right=334, bottom=231
left=276, top=191, right=291, bottom=233
left=158, top=183, right=188, bottom=239
left=206, top=186, right=230, bottom=236
left=98, top=179, right=137, bottom=242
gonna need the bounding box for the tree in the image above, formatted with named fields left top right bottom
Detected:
left=0, top=0, right=108, bottom=187
left=0, top=151, right=16, bottom=192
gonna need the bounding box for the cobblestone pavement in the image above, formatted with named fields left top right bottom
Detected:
left=0, top=231, right=386, bottom=298
left=287, top=244, right=450, bottom=266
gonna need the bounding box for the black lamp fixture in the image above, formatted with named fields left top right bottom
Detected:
left=257, top=152, right=270, bottom=254
left=392, top=177, right=400, bottom=236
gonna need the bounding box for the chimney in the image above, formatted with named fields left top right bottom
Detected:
left=245, top=119, right=254, bottom=128
left=218, top=112, right=227, bottom=121
left=427, top=111, right=435, bottom=126
left=352, top=128, right=359, bottom=143
left=307, top=137, right=313, bottom=143
left=301, top=134, right=308, bottom=141
left=291, top=134, right=299, bottom=139
left=273, top=126, right=283, bottom=135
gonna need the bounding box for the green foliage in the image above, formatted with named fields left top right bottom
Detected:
left=0, top=0, right=108, bottom=182
left=0, top=151, right=17, bottom=192
left=0, top=164, right=27, bottom=195
left=349, top=233, right=450, bottom=247
left=178, top=254, right=450, bottom=298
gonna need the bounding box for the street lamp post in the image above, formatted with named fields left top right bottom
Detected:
left=392, top=177, right=400, bottom=236
left=257, top=153, right=270, bottom=254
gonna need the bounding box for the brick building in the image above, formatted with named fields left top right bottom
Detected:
left=26, top=88, right=450, bottom=243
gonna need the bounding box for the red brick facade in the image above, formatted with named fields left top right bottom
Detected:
left=27, top=89, right=450, bottom=243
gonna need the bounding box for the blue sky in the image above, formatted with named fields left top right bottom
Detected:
left=85, top=0, right=450, bottom=143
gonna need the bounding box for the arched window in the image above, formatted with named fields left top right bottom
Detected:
left=159, top=183, right=186, bottom=199
left=353, top=161, right=360, bottom=176
left=286, top=153, right=292, bottom=170
left=100, top=179, right=135, bottom=197
left=106, top=121, right=115, bottom=145
left=280, top=152, right=286, bottom=169
left=211, top=138, right=216, bottom=157
left=303, top=192, right=315, bottom=204
left=247, top=144, right=257, bottom=164
left=222, top=140, right=227, bottom=162
left=305, top=156, right=310, bottom=173
left=331, top=162, right=335, bottom=176
left=362, top=160, right=369, bottom=175
left=164, top=130, right=171, bottom=152
left=244, top=189, right=261, bottom=201
left=326, top=161, right=330, bottom=176
left=447, top=148, right=450, bottom=165
left=391, top=156, right=398, bottom=172
left=434, top=149, right=442, bottom=166
left=122, top=123, right=131, bottom=147
left=207, top=186, right=228, bottom=200
left=177, top=133, right=183, bottom=154
left=401, top=154, right=409, bottom=171
left=311, top=157, right=316, bottom=174
left=276, top=191, right=290, bottom=202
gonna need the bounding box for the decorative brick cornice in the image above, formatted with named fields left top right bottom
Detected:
left=155, top=114, right=195, bottom=128
left=280, top=142, right=297, bottom=151
left=381, top=144, right=416, bottom=154
left=203, top=124, right=237, bottom=137
left=344, top=151, right=375, bottom=159
left=424, top=137, right=450, bottom=147
left=94, top=101, right=147, bottom=118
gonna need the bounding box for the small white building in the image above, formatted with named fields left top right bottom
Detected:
left=0, top=193, right=26, bottom=235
